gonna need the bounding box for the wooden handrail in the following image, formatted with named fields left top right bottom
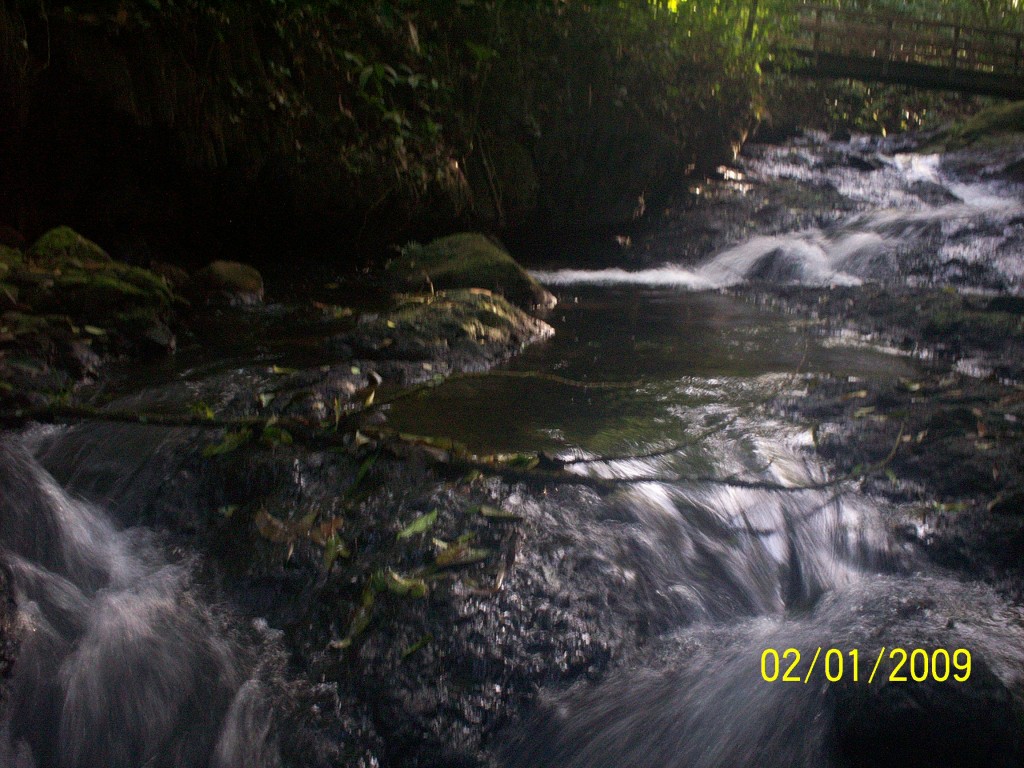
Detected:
left=787, top=2, right=1024, bottom=80
left=795, top=3, right=1022, bottom=43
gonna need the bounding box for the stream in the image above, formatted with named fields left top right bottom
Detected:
left=2, top=133, right=1024, bottom=767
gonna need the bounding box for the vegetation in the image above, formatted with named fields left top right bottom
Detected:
left=3, top=0, right=1022, bottom=248
left=0, top=0, right=781, bottom=252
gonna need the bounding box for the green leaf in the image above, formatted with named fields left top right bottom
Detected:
left=261, top=425, right=294, bottom=446
left=435, top=542, right=490, bottom=568
left=332, top=587, right=375, bottom=649
left=477, top=504, right=521, bottom=521
left=322, top=533, right=349, bottom=570
left=376, top=569, right=428, bottom=598
left=189, top=402, right=216, bottom=420
left=203, top=428, right=252, bottom=457
left=402, top=633, right=433, bottom=660
left=217, top=504, right=238, bottom=519
left=397, top=509, right=438, bottom=540
left=359, top=65, right=374, bottom=90
left=349, top=451, right=378, bottom=494
left=255, top=509, right=317, bottom=544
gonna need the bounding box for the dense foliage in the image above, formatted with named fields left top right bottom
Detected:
left=0, top=0, right=778, bottom=249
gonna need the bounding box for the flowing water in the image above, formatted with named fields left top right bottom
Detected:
left=2, top=134, right=1024, bottom=766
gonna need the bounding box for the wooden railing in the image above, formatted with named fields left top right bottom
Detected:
left=790, top=4, right=1024, bottom=79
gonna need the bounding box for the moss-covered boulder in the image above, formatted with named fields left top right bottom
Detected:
left=932, top=101, right=1024, bottom=151
left=190, top=260, right=265, bottom=305
left=1, top=227, right=180, bottom=406
left=344, top=289, right=554, bottom=373
left=28, top=226, right=112, bottom=266
left=385, top=233, right=556, bottom=311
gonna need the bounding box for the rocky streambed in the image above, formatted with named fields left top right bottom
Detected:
left=2, top=126, right=1024, bottom=767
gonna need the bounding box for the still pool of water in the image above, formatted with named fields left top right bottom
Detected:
left=385, top=286, right=919, bottom=457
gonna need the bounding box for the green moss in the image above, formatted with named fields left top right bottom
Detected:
left=385, top=233, right=555, bottom=311
left=192, top=260, right=264, bottom=303
left=352, top=288, right=552, bottom=362
left=936, top=101, right=1024, bottom=150
left=919, top=293, right=1024, bottom=346
left=29, top=226, right=111, bottom=265
left=18, top=265, right=172, bottom=318
left=109, top=263, right=174, bottom=305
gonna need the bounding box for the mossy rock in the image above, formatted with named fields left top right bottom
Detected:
left=28, top=226, right=111, bottom=266
left=346, top=289, right=553, bottom=365
left=190, top=260, right=264, bottom=305
left=935, top=101, right=1024, bottom=151
left=385, top=233, right=556, bottom=311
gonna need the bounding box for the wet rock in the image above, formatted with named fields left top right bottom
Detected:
left=385, top=233, right=556, bottom=311
left=830, top=654, right=1024, bottom=768
left=0, top=562, right=19, bottom=706
left=191, top=260, right=265, bottom=306
left=341, top=289, right=553, bottom=377
left=908, top=181, right=961, bottom=206
left=846, top=153, right=886, bottom=172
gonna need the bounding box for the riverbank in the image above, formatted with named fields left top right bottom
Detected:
left=0, top=0, right=761, bottom=261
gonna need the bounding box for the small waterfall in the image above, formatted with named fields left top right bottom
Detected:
left=503, top=576, right=1024, bottom=768
left=555, top=424, right=903, bottom=629
left=0, top=438, right=280, bottom=768
left=533, top=149, right=1024, bottom=292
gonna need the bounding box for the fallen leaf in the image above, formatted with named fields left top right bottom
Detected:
left=397, top=509, right=438, bottom=540
left=254, top=509, right=317, bottom=544
left=477, top=504, right=522, bottom=521
left=402, top=633, right=433, bottom=660
left=203, top=428, right=252, bottom=457
left=435, top=543, right=490, bottom=568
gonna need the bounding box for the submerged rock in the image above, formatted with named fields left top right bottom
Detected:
left=191, top=260, right=265, bottom=306
left=385, top=233, right=556, bottom=311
